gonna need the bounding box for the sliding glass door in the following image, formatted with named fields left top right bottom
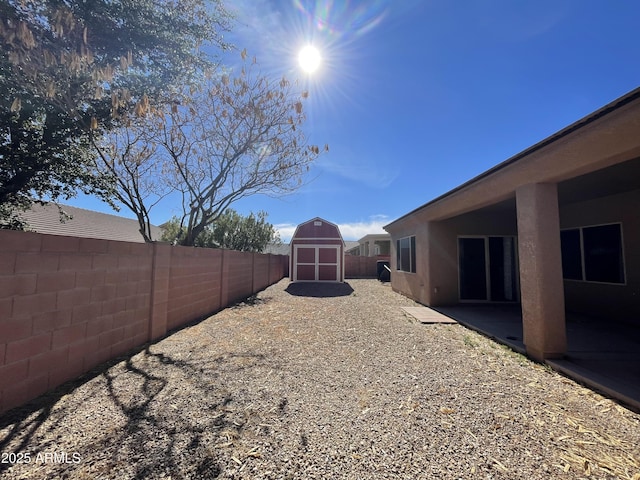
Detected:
left=458, top=236, right=519, bottom=302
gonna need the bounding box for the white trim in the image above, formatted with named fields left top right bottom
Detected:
left=292, top=244, right=342, bottom=282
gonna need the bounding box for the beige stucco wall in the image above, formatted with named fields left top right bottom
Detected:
left=560, top=189, right=640, bottom=323
left=389, top=204, right=518, bottom=307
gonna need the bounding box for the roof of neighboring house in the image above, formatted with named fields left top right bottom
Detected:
left=344, top=241, right=360, bottom=251
left=20, top=203, right=163, bottom=243
left=263, top=243, right=291, bottom=255
left=385, top=86, right=640, bottom=229
left=356, top=233, right=391, bottom=243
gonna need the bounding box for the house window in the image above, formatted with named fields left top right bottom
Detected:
left=560, top=229, right=583, bottom=280
left=560, top=223, right=625, bottom=284
left=396, top=236, right=416, bottom=273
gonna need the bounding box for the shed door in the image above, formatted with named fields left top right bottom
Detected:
left=294, top=245, right=341, bottom=282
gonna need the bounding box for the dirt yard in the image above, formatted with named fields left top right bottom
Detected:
left=1, top=279, right=639, bottom=479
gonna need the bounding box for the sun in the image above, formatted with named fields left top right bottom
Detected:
left=298, top=45, right=321, bottom=74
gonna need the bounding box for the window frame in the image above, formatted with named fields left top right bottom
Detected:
left=396, top=235, right=416, bottom=273
left=560, top=222, right=626, bottom=285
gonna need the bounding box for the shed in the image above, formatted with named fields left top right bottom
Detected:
left=290, top=217, right=345, bottom=282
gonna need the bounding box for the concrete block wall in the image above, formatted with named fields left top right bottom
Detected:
left=166, top=247, right=223, bottom=332
left=0, top=230, right=288, bottom=414
left=222, top=250, right=255, bottom=306
left=344, top=255, right=390, bottom=279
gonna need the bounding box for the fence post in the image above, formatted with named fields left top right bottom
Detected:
left=220, top=249, right=229, bottom=308
left=251, top=251, right=256, bottom=294
left=149, top=243, right=171, bottom=341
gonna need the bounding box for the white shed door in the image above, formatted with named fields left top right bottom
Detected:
left=294, top=245, right=340, bottom=282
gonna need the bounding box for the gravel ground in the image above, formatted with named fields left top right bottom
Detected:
left=1, top=279, right=639, bottom=480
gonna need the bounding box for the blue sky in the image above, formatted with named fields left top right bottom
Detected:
left=69, top=1, right=640, bottom=242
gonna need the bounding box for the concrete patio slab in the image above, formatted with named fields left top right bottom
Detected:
left=433, top=304, right=640, bottom=412
left=401, top=306, right=457, bottom=324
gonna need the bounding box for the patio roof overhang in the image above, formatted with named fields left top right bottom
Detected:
left=385, top=86, right=640, bottom=231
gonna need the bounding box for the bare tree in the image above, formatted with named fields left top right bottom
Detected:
left=96, top=53, right=327, bottom=244
left=91, top=112, right=174, bottom=241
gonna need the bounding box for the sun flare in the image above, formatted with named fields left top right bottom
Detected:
left=298, top=45, right=321, bottom=73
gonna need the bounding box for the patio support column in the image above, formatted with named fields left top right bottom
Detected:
left=516, top=183, right=567, bottom=361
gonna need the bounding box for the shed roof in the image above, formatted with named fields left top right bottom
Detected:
left=291, top=217, right=345, bottom=244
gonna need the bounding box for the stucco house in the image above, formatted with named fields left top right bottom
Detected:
left=384, top=87, right=640, bottom=362
left=346, top=233, right=391, bottom=257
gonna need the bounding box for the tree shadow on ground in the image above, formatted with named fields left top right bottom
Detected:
left=285, top=282, right=354, bottom=298
left=0, top=345, right=271, bottom=479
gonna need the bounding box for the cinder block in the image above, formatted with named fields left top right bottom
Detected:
left=0, top=297, right=12, bottom=318
left=129, top=242, right=152, bottom=256
left=71, top=303, right=102, bottom=324
left=0, top=252, right=16, bottom=274
left=52, top=323, right=87, bottom=349
left=129, top=268, right=152, bottom=284
left=6, top=333, right=52, bottom=364
left=68, top=336, right=100, bottom=365
left=41, top=234, right=80, bottom=252
left=29, top=346, right=69, bottom=377
left=79, top=237, right=108, bottom=254
left=75, top=269, right=106, bottom=287
left=0, top=230, right=42, bottom=252
left=115, top=282, right=138, bottom=299
left=0, top=359, right=28, bottom=387
left=99, top=297, right=125, bottom=317
left=13, top=292, right=57, bottom=317
left=1, top=382, right=32, bottom=414
left=117, top=255, right=137, bottom=269
left=0, top=276, right=14, bottom=298
left=110, top=337, right=135, bottom=358
left=90, top=284, right=117, bottom=302
left=56, top=288, right=91, bottom=310
left=11, top=274, right=38, bottom=296
left=58, top=254, right=93, bottom=271
left=126, top=319, right=147, bottom=339
left=26, top=372, right=51, bottom=400
left=125, top=294, right=149, bottom=311
left=82, top=347, right=112, bottom=372
left=98, top=327, right=124, bottom=350
left=15, top=253, right=59, bottom=274
left=136, top=280, right=152, bottom=295
left=112, top=310, right=135, bottom=329
left=0, top=319, right=33, bottom=343
left=86, top=315, right=113, bottom=338
left=91, top=254, right=119, bottom=270
left=49, top=361, right=83, bottom=391
left=37, top=271, right=76, bottom=293
left=107, top=241, right=132, bottom=255
left=132, top=331, right=148, bottom=348
left=149, top=303, right=167, bottom=341
left=105, top=269, right=126, bottom=285
left=32, top=310, right=72, bottom=334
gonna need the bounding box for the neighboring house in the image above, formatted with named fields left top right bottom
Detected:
left=19, top=203, right=162, bottom=243
left=290, top=217, right=345, bottom=282
left=346, top=233, right=391, bottom=257
left=384, top=87, right=640, bottom=362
